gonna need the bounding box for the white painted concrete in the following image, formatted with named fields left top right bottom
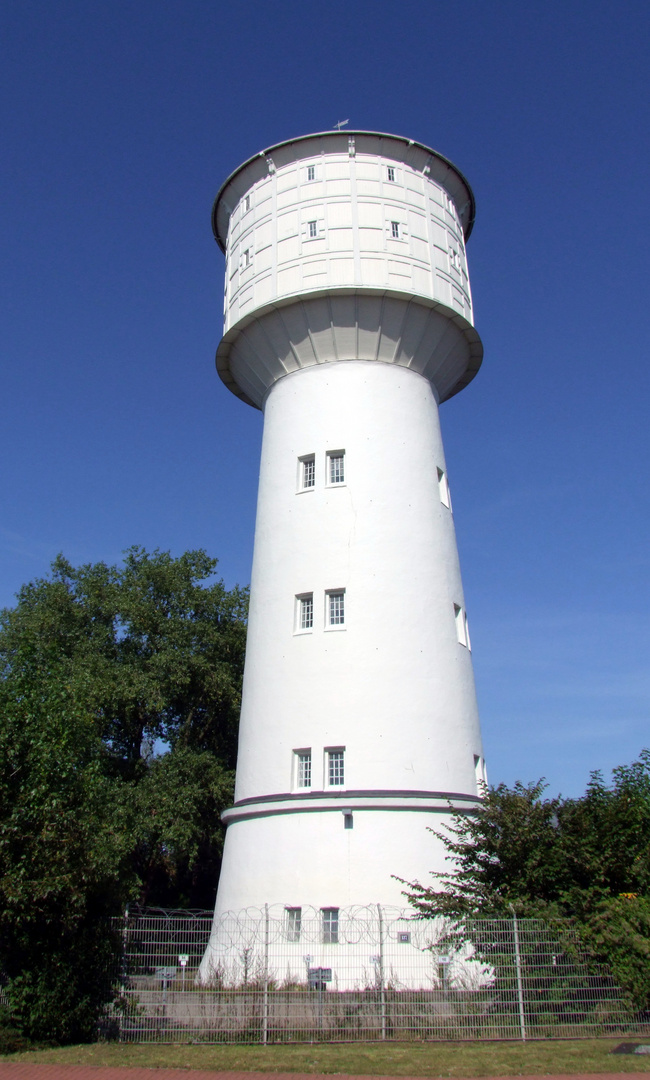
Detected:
left=200, top=132, right=486, bottom=981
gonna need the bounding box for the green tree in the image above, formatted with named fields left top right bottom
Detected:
left=0, top=548, right=247, bottom=1042
left=400, top=752, right=650, bottom=1009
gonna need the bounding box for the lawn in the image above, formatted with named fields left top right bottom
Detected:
left=4, top=1038, right=650, bottom=1074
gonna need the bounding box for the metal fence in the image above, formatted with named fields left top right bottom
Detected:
left=108, top=904, right=648, bottom=1043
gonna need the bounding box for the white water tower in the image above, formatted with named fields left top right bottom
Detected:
left=207, top=130, right=486, bottom=926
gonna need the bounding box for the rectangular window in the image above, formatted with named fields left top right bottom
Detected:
left=308, top=220, right=317, bottom=238
left=243, top=248, right=250, bottom=268
left=387, top=166, right=395, bottom=182
left=437, top=467, right=452, bottom=510
left=286, top=907, right=302, bottom=942
left=327, top=749, right=345, bottom=786
left=296, top=750, right=312, bottom=788
left=327, top=591, right=345, bottom=627
left=298, top=594, right=314, bottom=631
left=307, top=164, right=315, bottom=181
left=300, top=455, right=315, bottom=489
left=391, top=221, right=400, bottom=239
left=454, top=604, right=471, bottom=649
left=322, top=908, right=339, bottom=944
left=244, top=194, right=251, bottom=211
left=327, top=451, right=345, bottom=484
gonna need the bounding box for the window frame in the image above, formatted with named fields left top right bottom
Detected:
left=298, top=454, right=315, bottom=491
left=387, top=165, right=396, bottom=182
left=326, top=589, right=345, bottom=629
left=321, top=907, right=339, bottom=944
left=296, top=593, right=314, bottom=633
left=294, top=749, right=312, bottom=789
left=285, top=907, right=302, bottom=942
left=307, top=164, right=316, bottom=181
left=307, top=219, right=318, bottom=239
left=326, top=747, right=345, bottom=787
left=326, top=450, right=345, bottom=486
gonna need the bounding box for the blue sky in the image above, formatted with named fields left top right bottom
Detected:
left=1, top=0, right=648, bottom=798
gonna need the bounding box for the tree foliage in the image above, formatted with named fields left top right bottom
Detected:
left=0, top=548, right=247, bottom=1042
left=400, top=752, right=650, bottom=1009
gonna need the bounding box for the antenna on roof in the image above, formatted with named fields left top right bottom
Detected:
left=334, top=119, right=349, bottom=130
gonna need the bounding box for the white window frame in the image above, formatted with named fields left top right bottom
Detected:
left=390, top=220, right=400, bottom=239
left=321, top=907, right=339, bottom=944
left=326, top=747, right=345, bottom=787
left=326, top=450, right=345, bottom=486
left=307, top=164, right=316, bottom=181
left=294, top=749, right=312, bottom=789
left=326, top=590, right=345, bottom=629
left=296, top=593, right=314, bottom=633
left=298, top=454, right=315, bottom=491
left=387, top=165, right=396, bottom=182
left=244, top=194, right=251, bottom=212
left=437, top=467, right=452, bottom=510
left=242, top=248, right=251, bottom=269
left=285, top=907, right=302, bottom=942
left=454, top=603, right=471, bottom=650
left=308, top=219, right=318, bottom=239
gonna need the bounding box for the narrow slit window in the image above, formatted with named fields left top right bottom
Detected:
left=307, top=164, right=315, bottom=181
left=454, top=603, right=471, bottom=648
left=308, top=220, right=317, bottom=238
left=322, top=908, right=339, bottom=944
left=244, top=194, right=250, bottom=211
left=327, top=451, right=345, bottom=484
left=437, top=467, right=452, bottom=510
left=298, top=594, right=314, bottom=631
left=296, top=750, right=312, bottom=788
left=243, top=248, right=250, bottom=268
left=327, top=591, right=345, bottom=627
left=391, top=221, right=400, bottom=239
left=300, top=455, right=315, bottom=489
left=327, top=749, right=345, bottom=786
left=387, top=166, right=395, bottom=182
left=286, top=907, right=302, bottom=942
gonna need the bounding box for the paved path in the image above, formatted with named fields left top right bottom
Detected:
left=2, top=1070, right=650, bottom=1080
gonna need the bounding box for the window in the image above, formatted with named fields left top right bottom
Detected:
left=437, top=467, right=452, bottom=510
left=297, top=594, right=314, bottom=631
left=307, top=164, right=315, bottom=181
left=327, top=591, right=345, bottom=627
left=286, top=907, right=302, bottom=942
left=308, top=220, right=317, bottom=238
left=244, top=194, right=250, bottom=212
left=391, top=221, right=400, bottom=239
left=454, top=604, right=471, bottom=650
left=387, top=165, right=395, bottom=182
left=327, top=749, right=345, bottom=786
left=327, top=451, right=345, bottom=484
left=322, top=908, right=339, bottom=944
left=243, top=248, right=250, bottom=268
left=296, top=750, right=312, bottom=788
left=300, top=455, right=315, bottom=489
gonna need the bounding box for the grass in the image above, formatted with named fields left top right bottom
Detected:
left=3, top=1038, right=650, bottom=1075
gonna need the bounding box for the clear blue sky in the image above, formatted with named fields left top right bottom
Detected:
left=1, top=0, right=648, bottom=799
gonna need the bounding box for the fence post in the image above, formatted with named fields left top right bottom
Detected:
left=377, top=904, right=386, bottom=1041
left=262, top=903, right=269, bottom=1045
left=509, top=905, right=526, bottom=1042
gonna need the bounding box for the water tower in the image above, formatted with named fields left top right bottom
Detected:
left=208, top=131, right=486, bottom=926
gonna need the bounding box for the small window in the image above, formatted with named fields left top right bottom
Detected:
left=454, top=604, right=471, bottom=649
left=297, top=594, right=314, bottom=631
left=286, top=907, right=302, bottom=942
left=327, top=451, right=345, bottom=484
left=300, top=455, right=315, bottom=489
left=296, top=751, right=312, bottom=788
left=327, top=591, right=345, bottom=627
left=391, top=221, right=400, bottom=239
left=243, top=248, right=251, bottom=268
left=387, top=166, right=395, bottom=182
left=244, top=194, right=250, bottom=212
left=308, top=220, right=317, bottom=239
left=307, top=164, right=315, bottom=181
left=322, top=908, right=339, bottom=944
left=327, top=748, right=345, bottom=786
left=437, top=467, right=452, bottom=510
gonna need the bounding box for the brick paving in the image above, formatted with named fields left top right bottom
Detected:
left=1, top=1070, right=650, bottom=1080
